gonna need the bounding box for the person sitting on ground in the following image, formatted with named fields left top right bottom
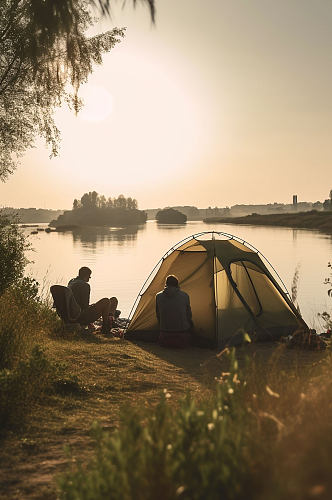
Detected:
left=68, top=266, right=118, bottom=335
left=156, top=274, right=193, bottom=348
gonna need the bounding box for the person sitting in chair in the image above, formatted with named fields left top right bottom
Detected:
left=156, top=274, right=193, bottom=348
left=68, top=266, right=117, bottom=335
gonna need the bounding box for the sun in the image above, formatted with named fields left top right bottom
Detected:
left=78, top=84, right=113, bottom=122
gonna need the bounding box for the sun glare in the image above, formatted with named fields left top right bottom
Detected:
left=78, top=84, right=113, bottom=122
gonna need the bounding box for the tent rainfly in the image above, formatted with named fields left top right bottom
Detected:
left=126, top=232, right=307, bottom=347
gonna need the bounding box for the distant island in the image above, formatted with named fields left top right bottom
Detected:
left=204, top=210, right=332, bottom=233
left=50, top=192, right=147, bottom=228
left=1, top=207, right=64, bottom=223
left=156, top=208, right=187, bottom=224
left=145, top=192, right=332, bottom=221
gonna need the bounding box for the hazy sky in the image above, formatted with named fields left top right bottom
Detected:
left=1, top=0, right=331, bottom=209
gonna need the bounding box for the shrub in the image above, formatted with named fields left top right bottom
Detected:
left=0, top=346, right=60, bottom=430
left=318, top=262, right=332, bottom=331
left=0, top=212, right=28, bottom=294
left=0, top=279, right=58, bottom=370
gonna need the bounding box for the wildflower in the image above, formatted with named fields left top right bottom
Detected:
left=165, top=392, right=171, bottom=399
left=228, top=387, right=234, bottom=394
left=212, top=409, right=218, bottom=420
left=166, top=444, right=172, bottom=451
left=207, top=422, right=215, bottom=431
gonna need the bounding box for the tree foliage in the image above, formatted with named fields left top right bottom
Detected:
left=0, top=212, right=28, bottom=294
left=73, top=191, right=138, bottom=210
left=323, top=199, right=331, bottom=211
left=0, top=1, right=133, bottom=179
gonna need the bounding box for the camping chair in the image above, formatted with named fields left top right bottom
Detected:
left=50, top=285, right=82, bottom=332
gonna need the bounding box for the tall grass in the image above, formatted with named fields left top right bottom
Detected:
left=58, top=348, right=332, bottom=500
left=0, top=346, right=63, bottom=429
left=0, top=278, right=62, bottom=430
left=0, top=278, right=57, bottom=369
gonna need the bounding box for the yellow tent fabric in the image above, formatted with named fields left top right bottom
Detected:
left=127, top=234, right=304, bottom=347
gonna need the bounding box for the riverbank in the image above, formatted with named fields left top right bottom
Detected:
left=0, top=335, right=217, bottom=498
left=1, top=331, right=332, bottom=499
left=204, top=211, right=332, bottom=233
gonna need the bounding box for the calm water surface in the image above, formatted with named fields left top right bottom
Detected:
left=24, top=221, right=332, bottom=328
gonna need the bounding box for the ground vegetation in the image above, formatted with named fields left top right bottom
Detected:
left=0, top=334, right=332, bottom=499
left=0, top=212, right=27, bottom=294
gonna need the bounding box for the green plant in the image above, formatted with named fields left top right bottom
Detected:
left=58, top=349, right=252, bottom=500
left=58, top=346, right=327, bottom=500
left=318, top=262, right=332, bottom=331
left=0, top=280, right=58, bottom=370
left=0, top=346, right=59, bottom=429
left=0, top=213, right=28, bottom=294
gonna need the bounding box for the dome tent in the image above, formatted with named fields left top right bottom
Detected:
left=126, top=232, right=306, bottom=347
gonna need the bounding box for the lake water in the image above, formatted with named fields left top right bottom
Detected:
left=24, top=221, right=332, bottom=328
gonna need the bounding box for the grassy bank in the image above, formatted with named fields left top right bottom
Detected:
left=57, top=345, right=332, bottom=500
left=204, top=210, right=332, bottom=233
left=0, top=325, right=330, bottom=499
left=1, top=281, right=332, bottom=499
left=0, top=280, right=78, bottom=432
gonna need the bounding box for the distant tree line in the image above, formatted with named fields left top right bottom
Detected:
left=51, top=191, right=146, bottom=227
left=73, top=192, right=138, bottom=211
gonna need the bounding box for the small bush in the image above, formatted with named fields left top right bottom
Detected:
left=0, top=213, right=28, bottom=294
left=0, top=279, right=58, bottom=370
left=0, top=346, right=61, bottom=430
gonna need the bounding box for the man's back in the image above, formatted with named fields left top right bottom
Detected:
left=68, top=277, right=90, bottom=311
left=156, top=286, right=192, bottom=332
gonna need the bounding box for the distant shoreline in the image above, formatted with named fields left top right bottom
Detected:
left=204, top=211, right=332, bottom=234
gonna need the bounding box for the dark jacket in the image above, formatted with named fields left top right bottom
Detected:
left=156, top=286, right=192, bottom=332
left=68, top=277, right=90, bottom=311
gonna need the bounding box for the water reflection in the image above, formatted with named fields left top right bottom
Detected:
left=156, top=223, right=187, bottom=231
left=70, top=225, right=146, bottom=249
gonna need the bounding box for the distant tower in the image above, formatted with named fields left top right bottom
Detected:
left=293, top=195, right=298, bottom=206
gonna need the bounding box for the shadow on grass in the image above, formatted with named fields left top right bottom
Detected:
left=127, top=339, right=221, bottom=387
left=126, top=338, right=328, bottom=388
left=51, top=329, right=104, bottom=344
